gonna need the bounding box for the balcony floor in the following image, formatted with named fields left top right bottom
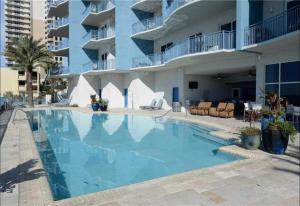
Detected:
left=81, top=7, right=115, bottom=26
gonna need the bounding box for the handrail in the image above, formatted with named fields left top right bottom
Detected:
left=82, top=27, right=115, bottom=42
left=132, top=30, right=235, bottom=68
left=49, top=16, right=69, bottom=30
left=48, top=39, right=69, bottom=51
left=49, top=0, right=68, bottom=8
left=82, top=0, right=115, bottom=17
left=132, top=15, right=163, bottom=34
left=50, top=66, right=69, bottom=75
left=82, top=59, right=116, bottom=71
left=245, top=5, right=300, bottom=46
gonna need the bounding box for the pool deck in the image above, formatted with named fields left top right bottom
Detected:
left=0, top=107, right=299, bottom=206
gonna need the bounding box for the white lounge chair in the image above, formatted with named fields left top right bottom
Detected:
left=140, top=99, right=163, bottom=110
left=140, top=99, right=157, bottom=110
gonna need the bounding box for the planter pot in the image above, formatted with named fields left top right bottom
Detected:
left=241, top=134, right=260, bottom=150
left=268, top=129, right=289, bottom=155
left=100, top=105, right=107, bottom=111
left=91, top=102, right=99, bottom=111
left=261, top=115, right=274, bottom=152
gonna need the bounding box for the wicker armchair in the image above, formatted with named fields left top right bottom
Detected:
left=219, top=103, right=235, bottom=118
left=209, top=102, right=227, bottom=117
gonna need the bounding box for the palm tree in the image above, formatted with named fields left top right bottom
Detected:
left=4, top=36, right=53, bottom=107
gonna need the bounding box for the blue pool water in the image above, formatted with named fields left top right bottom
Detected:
left=27, top=110, right=242, bottom=200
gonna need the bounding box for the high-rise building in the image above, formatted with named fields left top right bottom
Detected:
left=47, top=0, right=300, bottom=108
left=0, top=0, right=48, bottom=97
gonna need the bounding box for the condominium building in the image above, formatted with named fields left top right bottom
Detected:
left=48, top=0, right=300, bottom=109
left=0, top=0, right=48, bottom=97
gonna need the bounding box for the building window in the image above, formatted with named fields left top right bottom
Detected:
left=265, top=61, right=300, bottom=106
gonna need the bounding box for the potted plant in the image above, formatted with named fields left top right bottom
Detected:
left=240, top=110, right=261, bottom=150
left=268, top=117, right=297, bottom=154
left=259, top=90, right=298, bottom=154
left=240, top=127, right=261, bottom=150
left=98, top=98, right=108, bottom=111
left=90, top=95, right=99, bottom=111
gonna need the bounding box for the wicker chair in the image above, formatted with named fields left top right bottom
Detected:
left=196, top=102, right=212, bottom=115
left=190, top=102, right=205, bottom=115
left=219, top=103, right=235, bottom=118
left=209, top=102, right=227, bottom=117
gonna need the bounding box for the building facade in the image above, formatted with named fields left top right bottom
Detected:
left=0, top=0, right=48, bottom=97
left=48, top=0, right=300, bottom=109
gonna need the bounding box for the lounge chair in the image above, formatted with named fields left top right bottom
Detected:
left=196, top=102, right=212, bottom=115
left=152, top=99, right=163, bottom=110
left=52, top=94, right=71, bottom=107
left=209, top=102, right=227, bottom=117
left=140, top=99, right=157, bottom=110
left=190, top=102, right=205, bottom=115
left=219, top=103, right=235, bottom=118
left=140, top=99, right=163, bottom=110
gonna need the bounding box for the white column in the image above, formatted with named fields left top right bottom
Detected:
left=256, top=61, right=265, bottom=104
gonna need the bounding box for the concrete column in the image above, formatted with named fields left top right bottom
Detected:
left=256, top=61, right=265, bottom=104
left=236, top=0, right=250, bottom=49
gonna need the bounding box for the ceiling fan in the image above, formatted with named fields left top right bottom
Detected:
left=213, top=73, right=226, bottom=80
left=247, top=70, right=256, bottom=77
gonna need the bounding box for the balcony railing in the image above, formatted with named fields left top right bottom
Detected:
left=48, top=39, right=69, bottom=51
left=132, top=16, right=163, bottom=34
left=165, top=0, right=189, bottom=19
left=49, top=16, right=69, bottom=30
left=50, top=66, right=69, bottom=75
left=83, top=27, right=115, bottom=42
left=245, top=5, right=300, bottom=46
left=83, top=0, right=115, bottom=17
left=49, top=0, right=68, bottom=7
left=132, top=30, right=235, bottom=68
left=82, top=59, right=116, bottom=71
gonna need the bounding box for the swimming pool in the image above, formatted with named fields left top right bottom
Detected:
left=27, top=110, right=242, bottom=200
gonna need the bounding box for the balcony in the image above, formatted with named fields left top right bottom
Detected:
left=132, top=30, right=235, bottom=68
left=131, top=0, right=162, bottom=13
left=48, top=39, right=69, bottom=56
left=244, top=5, right=300, bottom=46
left=82, top=59, right=115, bottom=71
left=48, top=16, right=69, bottom=37
left=132, top=16, right=163, bottom=40
left=48, top=0, right=69, bottom=17
left=81, top=0, right=115, bottom=26
left=50, top=66, right=69, bottom=76
left=82, top=27, right=115, bottom=49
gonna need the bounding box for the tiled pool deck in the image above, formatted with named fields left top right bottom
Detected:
left=0, top=107, right=299, bottom=206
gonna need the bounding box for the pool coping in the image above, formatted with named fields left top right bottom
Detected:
left=7, top=107, right=271, bottom=206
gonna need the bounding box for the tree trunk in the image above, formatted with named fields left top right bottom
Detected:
left=26, top=68, right=34, bottom=107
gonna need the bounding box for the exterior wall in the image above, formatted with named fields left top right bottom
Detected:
left=263, top=0, right=286, bottom=20
left=154, top=68, right=184, bottom=110
left=31, top=0, right=47, bottom=43
left=184, top=74, right=230, bottom=103
left=255, top=47, right=300, bottom=103
left=69, top=0, right=97, bottom=74
left=123, top=72, right=155, bottom=109
left=0, top=0, right=5, bottom=68
left=154, top=7, right=236, bottom=53
left=101, top=73, right=124, bottom=108
left=115, top=0, right=152, bottom=69
left=68, top=75, right=101, bottom=107
left=0, top=68, right=19, bottom=95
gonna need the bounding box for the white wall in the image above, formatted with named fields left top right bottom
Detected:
left=68, top=75, right=101, bottom=107
left=184, top=74, right=231, bottom=102
left=154, top=68, right=184, bottom=110
left=100, top=73, right=124, bottom=108
left=124, top=72, right=155, bottom=109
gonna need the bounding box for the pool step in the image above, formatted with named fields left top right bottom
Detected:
left=192, top=132, right=234, bottom=146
